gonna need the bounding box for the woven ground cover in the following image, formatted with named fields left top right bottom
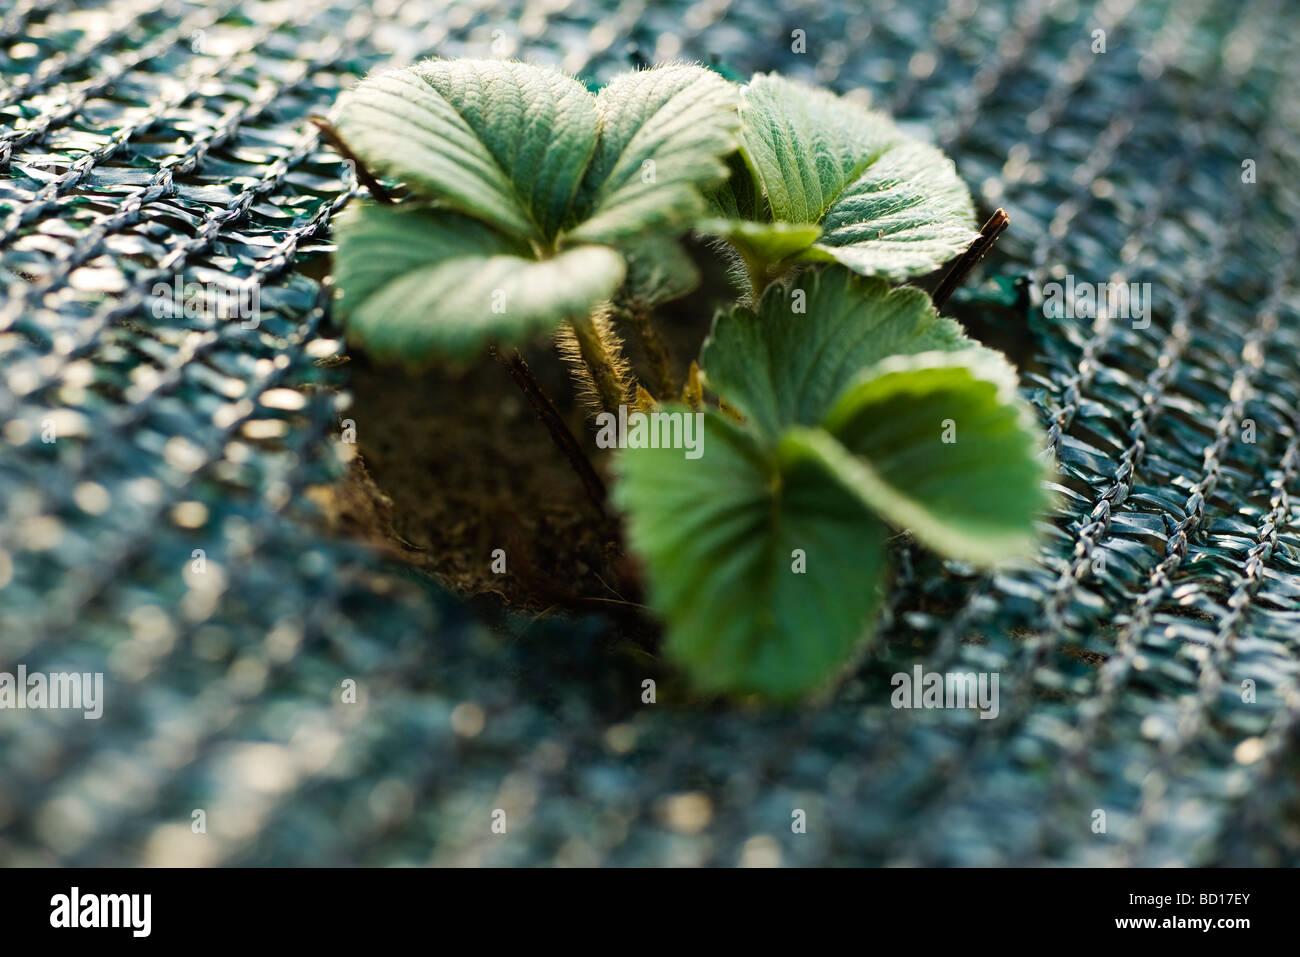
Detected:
left=0, top=0, right=1297, bottom=866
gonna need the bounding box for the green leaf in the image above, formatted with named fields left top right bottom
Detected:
left=735, top=74, right=979, bottom=279
left=566, top=64, right=741, bottom=245
left=800, top=138, right=984, bottom=281
left=739, top=74, right=893, bottom=225
left=333, top=203, right=624, bottom=362
left=614, top=409, right=888, bottom=699
left=336, top=58, right=599, bottom=243
left=704, top=149, right=763, bottom=220
left=788, top=351, right=1051, bottom=565
left=697, top=218, right=821, bottom=268
left=615, top=236, right=700, bottom=308
left=700, top=267, right=976, bottom=439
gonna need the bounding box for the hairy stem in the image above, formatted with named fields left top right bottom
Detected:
left=931, top=208, right=1010, bottom=310
left=490, top=346, right=608, bottom=513
left=568, top=312, right=628, bottom=414
left=741, top=249, right=771, bottom=301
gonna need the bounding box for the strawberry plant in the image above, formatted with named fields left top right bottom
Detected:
left=327, top=59, right=1053, bottom=700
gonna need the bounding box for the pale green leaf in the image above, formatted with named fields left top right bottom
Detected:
left=336, top=58, right=599, bottom=242
left=700, top=267, right=976, bottom=439
left=697, top=218, right=821, bottom=268
left=790, top=351, right=1052, bottom=565
left=333, top=203, right=624, bottom=362
left=801, top=138, right=984, bottom=281
left=736, top=74, right=979, bottom=279
left=567, top=64, right=741, bottom=244
left=614, top=409, right=887, bottom=699
left=739, top=73, right=893, bottom=224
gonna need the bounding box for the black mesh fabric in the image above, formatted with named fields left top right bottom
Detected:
left=0, top=0, right=1297, bottom=865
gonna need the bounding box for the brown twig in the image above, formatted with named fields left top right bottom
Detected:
left=490, top=345, right=608, bottom=513
left=931, top=208, right=1010, bottom=311
left=309, top=115, right=395, bottom=204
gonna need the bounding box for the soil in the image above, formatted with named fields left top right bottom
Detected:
left=329, top=345, right=637, bottom=609
left=312, top=238, right=732, bottom=634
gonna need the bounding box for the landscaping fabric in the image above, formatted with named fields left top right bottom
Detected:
left=0, top=0, right=1298, bottom=865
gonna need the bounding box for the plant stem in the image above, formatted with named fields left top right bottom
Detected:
left=619, top=303, right=676, bottom=399
left=490, top=346, right=608, bottom=513
left=309, top=115, right=395, bottom=204
left=931, top=207, right=1010, bottom=310
left=741, top=249, right=770, bottom=301
left=568, top=313, right=627, bottom=414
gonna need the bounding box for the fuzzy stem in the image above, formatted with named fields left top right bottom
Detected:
left=568, top=313, right=627, bottom=414
left=490, top=346, right=607, bottom=512
left=741, top=250, right=770, bottom=301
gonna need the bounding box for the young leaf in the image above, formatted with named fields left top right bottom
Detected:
left=700, top=267, right=976, bottom=440
left=796, top=137, right=985, bottom=281
left=696, top=219, right=821, bottom=270
left=566, top=64, right=741, bottom=245
left=333, top=203, right=624, bottom=362
left=787, top=351, right=1052, bottom=565
left=613, top=409, right=888, bottom=699
left=739, top=73, right=891, bottom=225
left=713, top=74, right=979, bottom=281
left=336, top=59, right=599, bottom=242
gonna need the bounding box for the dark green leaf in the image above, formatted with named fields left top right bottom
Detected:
left=614, top=409, right=888, bottom=699
left=701, top=267, right=976, bottom=439
left=615, top=236, right=700, bottom=307
left=789, top=352, right=1052, bottom=564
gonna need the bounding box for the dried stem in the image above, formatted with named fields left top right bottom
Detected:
left=682, top=361, right=704, bottom=410
left=490, top=346, right=607, bottom=513
left=309, top=115, right=395, bottom=205
left=931, top=208, right=1010, bottom=311
left=618, top=302, right=677, bottom=399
